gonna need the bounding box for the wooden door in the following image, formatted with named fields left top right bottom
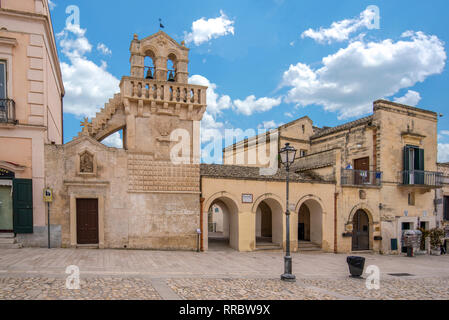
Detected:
left=76, top=199, right=99, bottom=244
left=352, top=210, right=369, bottom=251
left=354, top=157, right=369, bottom=185
left=13, top=179, right=33, bottom=234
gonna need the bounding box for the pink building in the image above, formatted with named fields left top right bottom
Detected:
left=0, top=0, right=64, bottom=247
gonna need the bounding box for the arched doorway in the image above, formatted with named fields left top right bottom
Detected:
left=207, top=197, right=238, bottom=251
left=255, top=199, right=283, bottom=249
left=297, top=199, right=323, bottom=249
left=352, top=209, right=370, bottom=251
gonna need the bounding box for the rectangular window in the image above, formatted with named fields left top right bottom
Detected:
left=444, top=196, right=449, bottom=221
left=299, top=150, right=307, bottom=158
left=403, top=145, right=424, bottom=184
left=0, top=61, right=6, bottom=99
left=408, top=192, right=415, bottom=206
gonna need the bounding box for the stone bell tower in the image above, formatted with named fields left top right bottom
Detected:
left=122, top=31, right=207, bottom=158
left=77, top=31, right=208, bottom=250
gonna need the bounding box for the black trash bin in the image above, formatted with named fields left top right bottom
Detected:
left=347, top=256, right=365, bottom=278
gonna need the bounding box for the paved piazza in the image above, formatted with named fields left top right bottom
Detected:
left=0, top=248, right=448, bottom=300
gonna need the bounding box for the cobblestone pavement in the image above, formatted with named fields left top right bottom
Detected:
left=0, top=248, right=449, bottom=300
left=0, top=276, right=161, bottom=300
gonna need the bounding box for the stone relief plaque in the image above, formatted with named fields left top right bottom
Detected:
left=80, top=151, right=94, bottom=173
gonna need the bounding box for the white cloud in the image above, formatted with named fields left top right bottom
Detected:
left=57, top=24, right=120, bottom=118
left=438, top=144, right=449, bottom=163
left=233, top=95, right=282, bottom=116
left=48, top=0, right=56, bottom=10
left=184, top=10, right=235, bottom=46
left=301, top=8, right=377, bottom=44
left=189, top=75, right=232, bottom=116
left=97, top=43, right=112, bottom=55
left=394, top=90, right=421, bottom=106
left=258, top=120, right=282, bottom=131
left=284, top=112, right=293, bottom=118
left=282, top=31, right=446, bottom=119
left=101, top=132, right=123, bottom=148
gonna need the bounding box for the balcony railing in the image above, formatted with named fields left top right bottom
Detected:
left=0, top=99, right=16, bottom=124
left=341, top=169, right=382, bottom=186
left=399, top=170, right=443, bottom=187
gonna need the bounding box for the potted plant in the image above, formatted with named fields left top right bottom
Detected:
left=429, top=228, right=445, bottom=256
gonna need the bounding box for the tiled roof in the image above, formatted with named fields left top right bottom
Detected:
left=310, top=116, right=374, bottom=140
left=200, top=164, right=329, bottom=183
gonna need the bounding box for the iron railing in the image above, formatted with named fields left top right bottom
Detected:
left=0, top=99, right=16, bottom=124
left=341, top=169, right=382, bottom=186
left=399, top=170, right=443, bottom=187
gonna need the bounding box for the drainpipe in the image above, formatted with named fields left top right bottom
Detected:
left=200, top=196, right=205, bottom=252
left=334, top=192, right=338, bottom=254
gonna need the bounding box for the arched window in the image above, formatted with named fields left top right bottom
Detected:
left=144, top=50, right=155, bottom=80
left=167, top=53, right=177, bottom=82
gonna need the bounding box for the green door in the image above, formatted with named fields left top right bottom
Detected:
left=0, top=185, right=13, bottom=231
left=13, top=179, right=33, bottom=234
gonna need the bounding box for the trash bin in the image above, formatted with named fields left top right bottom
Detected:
left=347, top=256, right=365, bottom=277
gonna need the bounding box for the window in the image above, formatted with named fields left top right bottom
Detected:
left=408, top=192, right=415, bottom=206
left=444, top=196, right=449, bottom=221
left=403, top=145, right=424, bottom=184
left=0, top=61, right=6, bottom=99
left=299, top=150, right=307, bottom=158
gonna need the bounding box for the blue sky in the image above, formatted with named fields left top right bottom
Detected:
left=49, top=0, right=449, bottom=162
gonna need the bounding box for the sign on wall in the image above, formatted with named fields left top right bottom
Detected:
left=242, top=194, right=253, bottom=204
left=0, top=168, right=14, bottom=178
left=43, top=188, right=53, bottom=203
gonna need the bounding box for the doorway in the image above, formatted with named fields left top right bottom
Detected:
left=76, top=199, right=99, bottom=245
left=352, top=209, right=370, bottom=251
left=354, top=157, right=369, bottom=185
left=0, top=185, right=13, bottom=232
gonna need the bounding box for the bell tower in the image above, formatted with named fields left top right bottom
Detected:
left=120, top=31, right=207, bottom=159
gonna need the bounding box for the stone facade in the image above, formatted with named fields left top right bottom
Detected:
left=44, top=31, right=207, bottom=250
left=218, top=100, right=440, bottom=254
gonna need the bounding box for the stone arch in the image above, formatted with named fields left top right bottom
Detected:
left=204, top=191, right=240, bottom=251
left=252, top=193, right=285, bottom=214
left=253, top=194, right=285, bottom=248
left=295, top=195, right=325, bottom=247
left=348, top=203, right=376, bottom=251
left=347, top=203, right=375, bottom=224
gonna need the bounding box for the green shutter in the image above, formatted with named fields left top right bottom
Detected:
left=418, top=148, right=424, bottom=171
left=13, top=179, right=33, bottom=234
left=403, top=146, right=410, bottom=184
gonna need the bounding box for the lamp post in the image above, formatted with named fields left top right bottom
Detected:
left=279, top=143, right=297, bottom=282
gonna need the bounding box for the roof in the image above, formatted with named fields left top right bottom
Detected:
left=374, top=99, right=437, bottom=116
left=200, top=164, right=330, bottom=183
left=310, top=116, right=374, bottom=140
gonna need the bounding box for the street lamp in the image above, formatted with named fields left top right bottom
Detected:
left=279, top=143, right=297, bottom=282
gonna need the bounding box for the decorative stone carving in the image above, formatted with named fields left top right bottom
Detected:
left=80, top=152, right=94, bottom=173
left=77, top=150, right=97, bottom=177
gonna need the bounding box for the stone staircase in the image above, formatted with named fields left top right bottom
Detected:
left=80, top=93, right=122, bottom=138
left=255, top=242, right=282, bottom=251
left=298, top=241, right=322, bottom=252
left=0, top=233, right=22, bottom=249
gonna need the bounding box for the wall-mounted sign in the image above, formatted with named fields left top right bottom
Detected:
left=43, top=188, right=53, bottom=203
left=242, top=194, right=253, bottom=204
left=0, top=168, right=14, bottom=178
left=404, top=210, right=408, bottom=217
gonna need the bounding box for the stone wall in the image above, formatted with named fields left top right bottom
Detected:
left=45, top=136, right=200, bottom=250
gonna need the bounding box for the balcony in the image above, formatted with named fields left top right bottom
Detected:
left=0, top=99, right=16, bottom=124
left=341, top=169, right=382, bottom=187
left=399, top=170, right=443, bottom=188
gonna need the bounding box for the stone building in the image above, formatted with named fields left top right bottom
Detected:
left=0, top=0, right=64, bottom=247
left=209, top=100, right=441, bottom=254
left=44, top=31, right=207, bottom=250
